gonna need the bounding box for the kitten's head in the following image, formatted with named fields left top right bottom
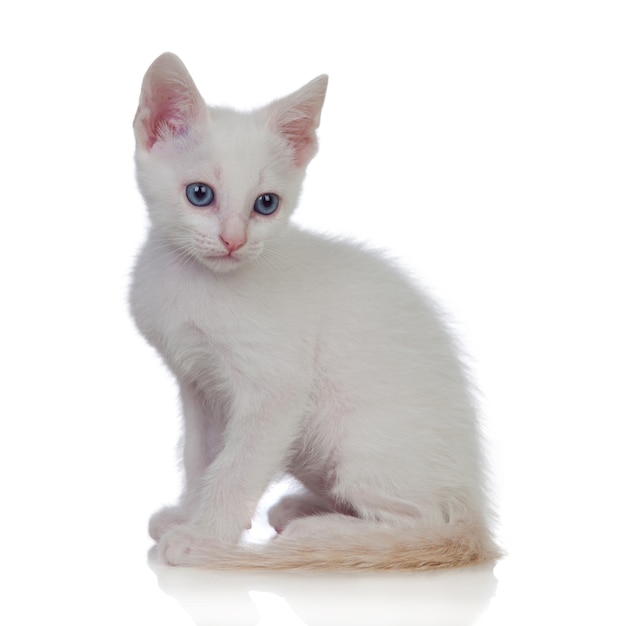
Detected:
left=133, top=53, right=327, bottom=273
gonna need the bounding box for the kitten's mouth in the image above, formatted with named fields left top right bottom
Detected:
left=200, top=250, right=237, bottom=260
left=209, top=253, right=239, bottom=262
left=200, top=252, right=244, bottom=271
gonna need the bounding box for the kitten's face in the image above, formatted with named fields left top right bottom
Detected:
left=136, top=110, right=304, bottom=273
left=134, top=54, right=327, bottom=274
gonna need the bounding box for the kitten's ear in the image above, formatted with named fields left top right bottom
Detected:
left=267, top=75, right=328, bottom=167
left=134, top=53, right=205, bottom=150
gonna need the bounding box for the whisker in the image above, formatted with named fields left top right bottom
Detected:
left=132, top=230, right=200, bottom=274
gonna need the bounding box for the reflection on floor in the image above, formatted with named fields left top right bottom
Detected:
left=151, top=555, right=498, bottom=626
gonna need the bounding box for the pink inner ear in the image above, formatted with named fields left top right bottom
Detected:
left=139, top=93, right=192, bottom=150
left=270, top=75, right=328, bottom=167
left=279, top=113, right=317, bottom=167
left=149, top=96, right=190, bottom=147
left=272, top=76, right=327, bottom=167
left=135, top=53, right=204, bottom=150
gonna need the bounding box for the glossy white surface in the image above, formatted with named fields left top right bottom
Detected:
left=151, top=559, right=498, bottom=625
left=2, top=2, right=625, bottom=624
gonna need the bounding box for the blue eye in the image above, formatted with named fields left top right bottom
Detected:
left=186, top=183, right=215, bottom=207
left=253, top=193, right=279, bottom=216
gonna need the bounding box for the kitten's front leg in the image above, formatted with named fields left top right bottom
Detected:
left=157, top=383, right=306, bottom=566
left=149, top=381, right=224, bottom=541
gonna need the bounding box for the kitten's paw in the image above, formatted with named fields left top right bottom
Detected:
left=149, top=505, right=189, bottom=541
left=268, top=493, right=333, bottom=534
left=157, top=524, right=218, bottom=567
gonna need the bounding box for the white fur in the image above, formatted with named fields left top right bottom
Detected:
left=130, top=53, right=497, bottom=570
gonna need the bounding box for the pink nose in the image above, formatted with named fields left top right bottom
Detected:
left=220, top=234, right=246, bottom=254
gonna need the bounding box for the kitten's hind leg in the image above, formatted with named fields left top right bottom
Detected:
left=268, top=489, right=340, bottom=534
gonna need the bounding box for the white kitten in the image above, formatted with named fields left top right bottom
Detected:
left=130, top=53, right=498, bottom=569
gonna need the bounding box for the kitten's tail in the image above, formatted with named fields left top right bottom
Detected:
left=205, top=516, right=500, bottom=571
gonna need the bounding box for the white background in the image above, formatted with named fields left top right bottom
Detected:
left=1, top=1, right=625, bottom=624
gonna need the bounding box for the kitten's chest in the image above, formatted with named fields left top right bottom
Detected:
left=130, top=240, right=306, bottom=382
